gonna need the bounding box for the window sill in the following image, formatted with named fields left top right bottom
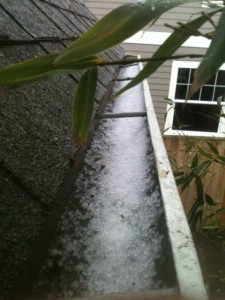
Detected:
left=163, top=129, right=225, bottom=139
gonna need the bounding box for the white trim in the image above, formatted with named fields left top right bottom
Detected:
left=164, top=128, right=225, bottom=138
left=141, top=62, right=208, bottom=300
left=164, top=60, right=225, bottom=138
left=124, top=31, right=211, bottom=48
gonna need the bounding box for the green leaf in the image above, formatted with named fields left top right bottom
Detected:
left=197, top=145, right=214, bottom=159
left=181, top=171, right=195, bottom=191
left=176, top=176, right=186, bottom=186
left=217, top=155, right=225, bottom=164
left=116, top=8, right=218, bottom=96
left=191, top=153, right=199, bottom=168
left=181, top=160, right=211, bottom=191
left=169, top=156, right=178, bottom=169
left=188, top=199, right=204, bottom=230
left=72, top=67, right=98, bottom=147
left=188, top=199, right=200, bottom=218
left=217, top=113, right=225, bottom=118
left=54, top=0, right=195, bottom=66
left=0, top=53, right=102, bottom=88
left=204, top=208, right=225, bottom=221
left=213, top=207, right=225, bottom=214
left=165, top=97, right=174, bottom=106
left=190, top=8, right=225, bottom=97
left=205, top=193, right=216, bottom=206
left=174, top=171, right=185, bottom=177
left=206, top=141, right=219, bottom=155
left=195, top=175, right=204, bottom=203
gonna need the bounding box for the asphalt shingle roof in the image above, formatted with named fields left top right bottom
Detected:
left=0, top=1, right=124, bottom=298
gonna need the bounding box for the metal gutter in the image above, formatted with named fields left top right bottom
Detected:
left=141, top=63, right=208, bottom=300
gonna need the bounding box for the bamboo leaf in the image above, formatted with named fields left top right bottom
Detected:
left=190, top=8, right=225, bottom=97
left=217, top=113, right=225, bottom=118
left=176, top=176, right=186, bottom=186
left=205, top=207, right=225, bottom=220
left=181, top=160, right=211, bottom=191
left=191, top=153, right=199, bottom=168
left=174, top=171, right=185, bottom=177
left=181, top=171, right=196, bottom=191
left=195, top=175, right=204, bottom=203
left=188, top=199, right=204, bottom=229
left=194, top=159, right=212, bottom=174
left=206, top=141, right=219, bottom=155
left=72, top=67, right=98, bottom=147
left=188, top=199, right=201, bottom=218
left=169, top=156, right=178, bottom=169
left=54, top=0, right=195, bottom=65
left=217, top=155, right=225, bottom=164
left=197, top=145, right=214, bottom=159
left=205, top=193, right=216, bottom=206
left=116, top=8, right=218, bottom=96
left=0, top=53, right=102, bottom=88
left=165, top=97, right=174, bottom=106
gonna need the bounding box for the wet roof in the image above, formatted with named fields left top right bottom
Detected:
left=0, top=0, right=124, bottom=298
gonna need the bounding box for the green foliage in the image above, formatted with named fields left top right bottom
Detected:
left=116, top=9, right=219, bottom=96
left=190, top=9, right=225, bottom=97
left=72, top=67, right=98, bottom=146
left=0, top=54, right=102, bottom=88
left=0, top=0, right=224, bottom=147
left=54, top=0, right=194, bottom=65
left=171, top=140, right=225, bottom=230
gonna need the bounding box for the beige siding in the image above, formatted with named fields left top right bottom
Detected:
left=83, top=1, right=218, bottom=31
left=151, top=3, right=219, bottom=33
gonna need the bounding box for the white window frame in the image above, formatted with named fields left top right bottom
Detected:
left=202, top=0, right=224, bottom=7
left=164, top=60, right=225, bottom=138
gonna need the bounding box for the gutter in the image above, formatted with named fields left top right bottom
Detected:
left=141, top=63, right=208, bottom=300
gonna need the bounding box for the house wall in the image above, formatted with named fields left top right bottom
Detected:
left=83, top=0, right=217, bottom=130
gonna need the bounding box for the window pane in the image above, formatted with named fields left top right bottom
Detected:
left=214, top=87, right=225, bottom=101
left=217, top=70, right=225, bottom=85
left=201, top=86, right=214, bottom=101
left=172, top=103, right=220, bottom=132
left=175, top=84, right=187, bottom=99
left=177, top=68, right=190, bottom=83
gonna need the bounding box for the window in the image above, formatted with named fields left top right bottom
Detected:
left=164, top=61, right=225, bottom=137
left=202, top=0, right=224, bottom=7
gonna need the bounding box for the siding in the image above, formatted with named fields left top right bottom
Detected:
left=83, top=0, right=218, bottom=32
